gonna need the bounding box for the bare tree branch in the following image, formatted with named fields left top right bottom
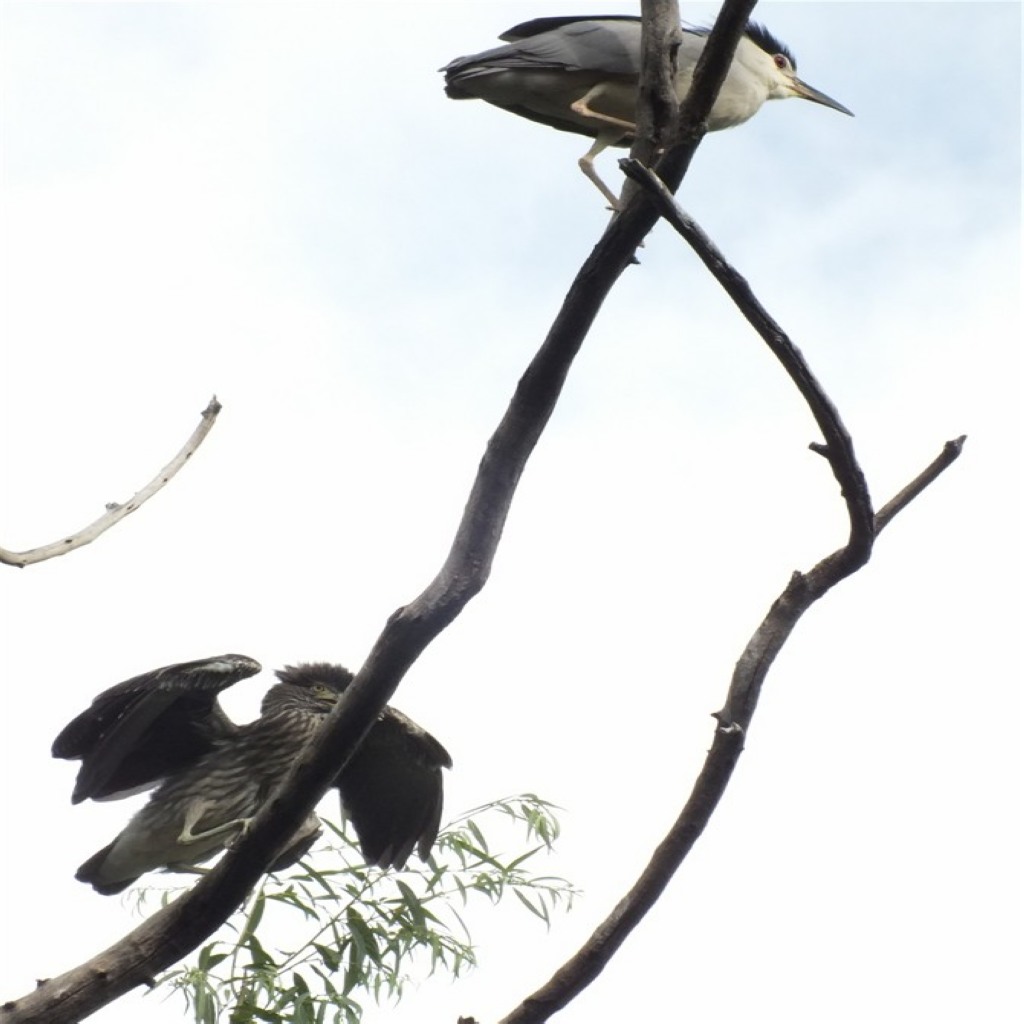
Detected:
left=619, top=158, right=875, bottom=565
left=497, top=439, right=962, bottom=1024
left=627, top=0, right=682, bottom=198
left=0, top=396, right=222, bottom=568
left=495, top=118, right=966, bottom=1024
left=641, top=0, right=760, bottom=193
left=873, top=435, right=967, bottom=534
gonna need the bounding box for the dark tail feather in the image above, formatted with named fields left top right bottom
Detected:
left=75, top=842, right=136, bottom=895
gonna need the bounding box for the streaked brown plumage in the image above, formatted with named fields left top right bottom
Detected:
left=53, top=655, right=451, bottom=894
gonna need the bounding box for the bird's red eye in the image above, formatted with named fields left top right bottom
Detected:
left=774, top=53, right=789, bottom=70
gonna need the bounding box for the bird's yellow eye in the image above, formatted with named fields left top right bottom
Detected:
left=312, top=683, right=335, bottom=699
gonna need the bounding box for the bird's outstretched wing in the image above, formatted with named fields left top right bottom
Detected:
left=52, top=654, right=262, bottom=804
left=336, top=708, right=453, bottom=869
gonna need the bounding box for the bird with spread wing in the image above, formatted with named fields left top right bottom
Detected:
left=52, top=654, right=451, bottom=895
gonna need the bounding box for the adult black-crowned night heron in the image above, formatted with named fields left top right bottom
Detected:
left=442, top=15, right=853, bottom=206
left=52, top=655, right=451, bottom=894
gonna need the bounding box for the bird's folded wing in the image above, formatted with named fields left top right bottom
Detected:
left=335, top=708, right=452, bottom=869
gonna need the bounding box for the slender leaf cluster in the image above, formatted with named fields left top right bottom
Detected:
left=151, top=795, right=577, bottom=1024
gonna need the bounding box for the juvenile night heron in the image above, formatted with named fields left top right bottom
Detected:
left=52, top=654, right=451, bottom=894
left=442, top=15, right=853, bottom=206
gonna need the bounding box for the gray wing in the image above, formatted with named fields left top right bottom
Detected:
left=443, top=17, right=643, bottom=83
left=336, top=708, right=452, bottom=869
left=52, top=654, right=262, bottom=803
left=499, top=15, right=641, bottom=44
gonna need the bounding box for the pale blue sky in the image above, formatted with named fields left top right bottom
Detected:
left=1, top=3, right=1021, bottom=1023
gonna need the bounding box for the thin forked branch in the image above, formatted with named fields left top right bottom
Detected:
left=498, top=436, right=962, bottom=1024
left=0, top=396, right=222, bottom=568
left=496, top=142, right=964, bottom=1024
left=620, top=157, right=874, bottom=566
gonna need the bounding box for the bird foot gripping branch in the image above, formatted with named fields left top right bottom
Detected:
left=442, top=15, right=852, bottom=207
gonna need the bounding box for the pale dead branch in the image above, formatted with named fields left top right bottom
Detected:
left=0, top=396, right=222, bottom=568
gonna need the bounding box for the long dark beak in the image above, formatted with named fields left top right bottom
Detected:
left=790, top=76, right=854, bottom=117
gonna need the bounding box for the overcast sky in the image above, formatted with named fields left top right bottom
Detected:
left=1, top=2, right=1021, bottom=1023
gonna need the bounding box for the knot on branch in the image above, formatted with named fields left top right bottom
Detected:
left=711, top=710, right=745, bottom=737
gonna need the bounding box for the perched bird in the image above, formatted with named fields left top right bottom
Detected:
left=52, top=654, right=451, bottom=894
left=442, top=15, right=853, bottom=206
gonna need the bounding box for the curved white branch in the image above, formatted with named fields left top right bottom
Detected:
left=0, top=396, right=222, bottom=568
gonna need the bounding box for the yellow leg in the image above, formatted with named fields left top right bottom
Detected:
left=578, top=132, right=629, bottom=210
left=570, top=84, right=636, bottom=134
left=178, top=799, right=251, bottom=846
